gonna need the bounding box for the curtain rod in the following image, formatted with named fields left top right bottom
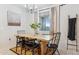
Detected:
left=39, top=8, right=50, bottom=11
left=39, top=5, right=63, bottom=11
left=59, top=4, right=66, bottom=6
left=39, top=4, right=66, bottom=11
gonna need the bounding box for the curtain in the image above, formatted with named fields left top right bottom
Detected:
left=50, top=7, right=57, bottom=34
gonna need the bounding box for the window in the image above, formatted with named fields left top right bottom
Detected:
left=39, top=11, right=50, bottom=31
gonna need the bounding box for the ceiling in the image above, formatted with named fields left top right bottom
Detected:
left=18, top=4, right=59, bottom=9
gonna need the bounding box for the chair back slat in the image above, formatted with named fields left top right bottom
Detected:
left=48, top=32, right=61, bottom=47
left=54, top=32, right=61, bottom=45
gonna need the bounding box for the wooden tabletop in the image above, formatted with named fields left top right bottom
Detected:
left=15, top=34, right=52, bottom=42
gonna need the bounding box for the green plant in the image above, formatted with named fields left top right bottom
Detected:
left=30, top=23, right=40, bottom=30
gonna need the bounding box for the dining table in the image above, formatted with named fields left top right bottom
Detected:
left=15, top=34, right=52, bottom=55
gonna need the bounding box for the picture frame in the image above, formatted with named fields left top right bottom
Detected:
left=7, top=11, right=21, bottom=26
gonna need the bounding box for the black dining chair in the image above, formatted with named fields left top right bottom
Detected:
left=45, top=32, right=61, bottom=55
left=24, top=39, right=40, bottom=55
left=16, top=36, right=25, bottom=54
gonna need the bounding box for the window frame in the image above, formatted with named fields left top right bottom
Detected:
left=38, top=8, right=52, bottom=34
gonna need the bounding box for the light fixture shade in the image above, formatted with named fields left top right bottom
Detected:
left=25, top=4, right=38, bottom=14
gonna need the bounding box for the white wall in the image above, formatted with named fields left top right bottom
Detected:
left=59, top=4, right=79, bottom=50
left=0, top=4, right=34, bottom=48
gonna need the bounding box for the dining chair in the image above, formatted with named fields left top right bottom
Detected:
left=16, top=36, right=25, bottom=54
left=24, top=39, right=40, bottom=55
left=45, top=32, right=61, bottom=55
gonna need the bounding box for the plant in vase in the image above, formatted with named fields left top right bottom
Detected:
left=30, top=23, right=40, bottom=35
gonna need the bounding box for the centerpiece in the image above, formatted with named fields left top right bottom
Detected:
left=30, top=22, right=40, bottom=35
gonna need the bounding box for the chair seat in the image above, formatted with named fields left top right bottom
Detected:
left=17, top=41, right=23, bottom=45
left=17, top=41, right=22, bottom=43
left=17, top=40, right=25, bottom=47
left=47, top=44, right=58, bottom=49
left=25, top=41, right=40, bottom=48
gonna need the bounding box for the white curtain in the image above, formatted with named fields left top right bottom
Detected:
left=50, top=7, right=57, bottom=34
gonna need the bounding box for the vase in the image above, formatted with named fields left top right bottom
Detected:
left=34, top=29, right=39, bottom=35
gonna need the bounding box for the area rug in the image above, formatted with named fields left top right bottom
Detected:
left=10, top=46, right=53, bottom=55
left=10, top=46, right=34, bottom=55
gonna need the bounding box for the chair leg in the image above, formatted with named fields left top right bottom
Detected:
left=16, top=44, right=18, bottom=52
left=25, top=48, right=29, bottom=55
left=52, top=49, right=56, bottom=55
left=25, top=48, right=26, bottom=55
left=21, top=46, right=23, bottom=54
left=45, top=48, right=49, bottom=55
left=57, top=49, right=60, bottom=55
left=32, top=49, right=34, bottom=55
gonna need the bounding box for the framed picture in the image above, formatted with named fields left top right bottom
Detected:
left=7, top=11, right=21, bottom=26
